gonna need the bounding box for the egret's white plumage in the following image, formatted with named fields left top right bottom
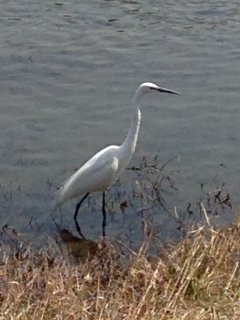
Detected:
left=58, top=146, right=120, bottom=204
left=56, top=82, right=179, bottom=210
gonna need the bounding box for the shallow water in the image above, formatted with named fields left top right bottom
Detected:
left=0, top=0, right=240, bottom=242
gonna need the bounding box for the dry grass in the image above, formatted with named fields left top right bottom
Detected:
left=1, top=219, right=240, bottom=320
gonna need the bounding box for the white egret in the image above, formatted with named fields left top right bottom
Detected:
left=56, top=82, right=180, bottom=238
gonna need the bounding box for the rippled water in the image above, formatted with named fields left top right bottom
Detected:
left=0, top=0, right=240, bottom=241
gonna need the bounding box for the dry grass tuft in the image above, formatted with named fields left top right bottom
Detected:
left=1, top=219, right=240, bottom=319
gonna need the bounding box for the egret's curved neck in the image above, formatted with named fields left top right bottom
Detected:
left=120, top=90, right=142, bottom=160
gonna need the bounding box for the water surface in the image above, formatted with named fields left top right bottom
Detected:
left=0, top=0, right=240, bottom=242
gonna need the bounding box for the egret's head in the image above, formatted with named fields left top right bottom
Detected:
left=138, top=82, right=180, bottom=96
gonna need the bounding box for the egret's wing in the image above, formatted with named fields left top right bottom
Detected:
left=56, top=145, right=120, bottom=205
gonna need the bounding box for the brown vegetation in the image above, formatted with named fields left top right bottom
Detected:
left=1, top=216, right=240, bottom=320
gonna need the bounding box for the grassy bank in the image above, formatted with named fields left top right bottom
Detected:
left=1, top=217, right=240, bottom=320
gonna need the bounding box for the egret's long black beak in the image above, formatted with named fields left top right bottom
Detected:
left=156, top=87, right=180, bottom=95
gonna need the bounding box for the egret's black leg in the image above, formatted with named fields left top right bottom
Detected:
left=102, top=191, right=106, bottom=237
left=74, top=192, right=90, bottom=239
